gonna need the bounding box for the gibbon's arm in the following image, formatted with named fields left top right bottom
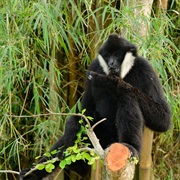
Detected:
left=81, top=78, right=96, bottom=118
left=87, top=71, right=171, bottom=132
left=81, top=59, right=104, bottom=118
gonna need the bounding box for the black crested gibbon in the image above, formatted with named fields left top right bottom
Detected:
left=20, top=34, right=171, bottom=180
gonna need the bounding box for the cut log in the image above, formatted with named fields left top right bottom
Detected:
left=106, top=143, right=130, bottom=172
left=103, top=143, right=136, bottom=180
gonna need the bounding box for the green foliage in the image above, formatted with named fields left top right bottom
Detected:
left=32, top=112, right=99, bottom=173
left=128, top=157, right=139, bottom=165
left=36, top=157, right=57, bottom=173
left=34, top=150, right=60, bottom=173
left=59, top=115, right=99, bottom=169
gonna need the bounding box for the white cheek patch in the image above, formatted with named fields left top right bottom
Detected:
left=120, top=52, right=135, bottom=79
left=98, top=54, right=109, bottom=75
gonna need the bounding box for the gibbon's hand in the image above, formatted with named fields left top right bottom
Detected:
left=86, top=71, right=133, bottom=92
left=86, top=71, right=118, bottom=84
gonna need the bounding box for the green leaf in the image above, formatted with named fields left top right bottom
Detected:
left=72, top=146, right=80, bottom=153
left=45, top=163, right=55, bottom=173
left=88, top=158, right=95, bottom=165
left=35, top=155, right=41, bottom=160
left=82, top=137, right=88, bottom=141
left=51, top=149, right=57, bottom=155
left=82, top=152, right=91, bottom=161
left=47, top=159, right=57, bottom=164
left=90, top=151, right=95, bottom=156
left=36, top=164, right=45, bottom=170
left=59, top=160, right=66, bottom=169
left=87, top=116, right=94, bottom=121
left=87, top=156, right=100, bottom=165
left=43, top=152, right=51, bottom=157
left=76, top=131, right=82, bottom=139
left=71, top=155, right=76, bottom=162
left=77, top=99, right=82, bottom=111
left=81, top=109, right=86, bottom=114
left=76, top=153, right=81, bottom=160
left=79, top=119, right=83, bottom=124
left=65, top=157, right=72, bottom=165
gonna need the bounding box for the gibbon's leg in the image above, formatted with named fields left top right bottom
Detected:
left=115, top=96, right=144, bottom=157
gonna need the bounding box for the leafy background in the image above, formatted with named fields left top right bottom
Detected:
left=0, top=0, right=179, bottom=179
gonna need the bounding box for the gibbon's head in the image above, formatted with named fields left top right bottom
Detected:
left=98, top=34, right=137, bottom=78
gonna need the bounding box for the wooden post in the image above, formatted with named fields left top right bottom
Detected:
left=91, top=160, right=102, bottom=180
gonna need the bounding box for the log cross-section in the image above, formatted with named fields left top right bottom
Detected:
left=102, top=143, right=136, bottom=180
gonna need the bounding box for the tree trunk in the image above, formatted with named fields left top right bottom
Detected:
left=102, top=143, right=136, bottom=180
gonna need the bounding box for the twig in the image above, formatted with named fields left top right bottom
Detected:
left=46, top=109, right=92, bottom=129
left=24, top=157, right=59, bottom=177
left=4, top=109, right=92, bottom=129
left=86, top=128, right=105, bottom=159
left=79, top=147, right=95, bottom=152
left=0, top=170, right=20, bottom=175
left=47, top=110, right=105, bottom=158
left=4, top=113, right=51, bottom=118
left=91, top=118, right=107, bottom=131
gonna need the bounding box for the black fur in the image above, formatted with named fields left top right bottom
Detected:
left=20, top=34, right=171, bottom=180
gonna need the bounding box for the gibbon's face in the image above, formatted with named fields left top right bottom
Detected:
left=98, top=34, right=137, bottom=78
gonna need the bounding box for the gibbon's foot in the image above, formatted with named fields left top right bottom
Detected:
left=106, top=143, right=131, bottom=172
left=19, top=167, right=47, bottom=180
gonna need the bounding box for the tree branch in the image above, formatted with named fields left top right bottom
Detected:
left=0, top=170, right=20, bottom=175
left=4, top=109, right=92, bottom=130
left=91, top=118, right=107, bottom=131
left=24, top=157, right=59, bottom=177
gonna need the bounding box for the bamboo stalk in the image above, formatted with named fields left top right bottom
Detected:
left=91, top=160, right=102, bottom=180
left=88, top=1, right=98, bottom=60
left=139, top=127, right=154, bottom=180
left=123, top=1, right=154, bottom=179
left=88, top=2, right=104, bottom=179
left=49, top=42, right=58, bottom=118
left=156, top=0, right=168, bottom=14
left=67, top=4, right=78, bottom=108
